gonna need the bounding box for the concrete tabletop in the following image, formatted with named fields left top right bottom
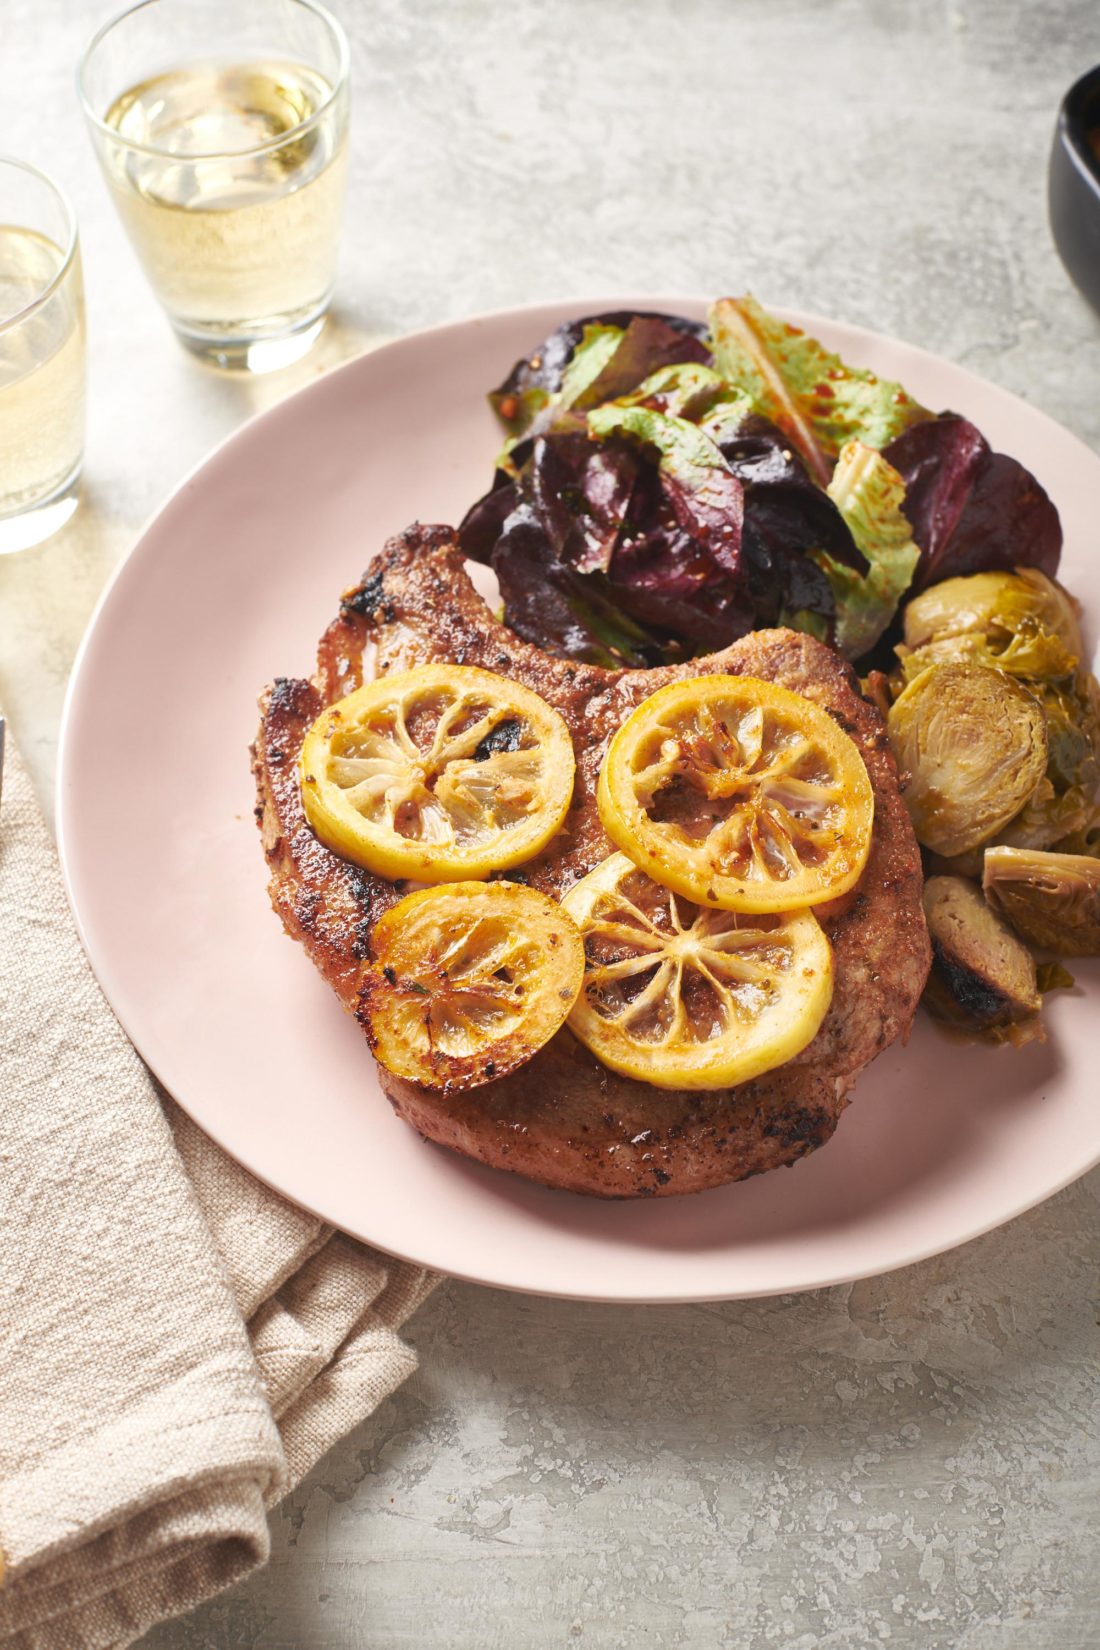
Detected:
left=3, top=1, right=1099, bottom=1645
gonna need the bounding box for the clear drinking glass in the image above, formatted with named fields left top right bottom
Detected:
left=0, top=157, right=86, bottom=555
left=79, top=0, right=350, bottom=373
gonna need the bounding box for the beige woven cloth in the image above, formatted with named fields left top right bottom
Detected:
left=0, top=732, right=436, bottom=1650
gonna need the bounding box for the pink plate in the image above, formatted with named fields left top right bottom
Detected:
left=57, top=298, right=1100, bottom=1302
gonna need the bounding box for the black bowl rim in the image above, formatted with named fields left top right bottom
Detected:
left=1059, top=63, right=1100, bottom=188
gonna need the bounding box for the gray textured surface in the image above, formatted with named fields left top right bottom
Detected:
left=3, top=0, right=1100, bottom=1645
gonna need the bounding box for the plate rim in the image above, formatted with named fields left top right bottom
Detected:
left=56, top=293, right=1100, bottom=1302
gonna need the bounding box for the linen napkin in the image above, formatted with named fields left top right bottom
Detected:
left=0, top=730, right=436, bottom=1650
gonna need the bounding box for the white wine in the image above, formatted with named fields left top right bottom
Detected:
left=101, top=60, right=348, bottom=354
left=0, top=226, right=85, bottom=523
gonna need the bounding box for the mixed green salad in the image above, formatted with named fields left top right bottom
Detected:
left=458, top=296, right=1062, bottom=669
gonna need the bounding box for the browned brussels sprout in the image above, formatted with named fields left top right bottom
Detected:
left=983, top=846, right=1100, bottom=956
left=922, top=875, right=1043, bottom=1045
left=887, top=664, right=1048, bottom=857
left=897, top=627, right=1078, bottom=686
left=996, top=670, right=1100, bottom=851
left=903, top=569, right=1083, bottom=659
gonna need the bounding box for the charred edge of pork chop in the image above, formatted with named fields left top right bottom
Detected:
left=253, top=523, right=931, bottom=1199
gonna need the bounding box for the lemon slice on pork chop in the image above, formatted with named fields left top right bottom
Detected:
left=300, top=663, right=575, bottom=881
left=561, top=852, right=833, bottom=1089
left=363, top=881, right=585, bottom=1091
left=597, top=675, right=874, bottom=913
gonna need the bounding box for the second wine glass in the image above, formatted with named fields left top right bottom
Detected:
left=79, top=0, right=351, bottom=373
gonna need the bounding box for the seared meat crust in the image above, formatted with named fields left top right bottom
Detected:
left=254, top=524, right=930, bottom=1198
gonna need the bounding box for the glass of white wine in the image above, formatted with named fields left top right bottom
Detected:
left=79, top=0, right=350, bottom=373
left=0, top=157, right=86, bottom=555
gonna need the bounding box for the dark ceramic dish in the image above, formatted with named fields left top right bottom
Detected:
left=1049, top=63, right=1100, bottom=317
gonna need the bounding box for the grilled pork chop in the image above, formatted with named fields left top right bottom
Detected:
left=254, top=524, right=930, bottom=1198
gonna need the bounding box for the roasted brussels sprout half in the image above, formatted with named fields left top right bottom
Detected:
left=887, top=664, right=1048, bottom=857
left=898, top=626, right=1078, bottom=686
left=903, top=569, right=1083, bottom=658
left=983, top=846, right=1100, bottom=956
left=899, top=568, right=1081, bottom=687
left=922, top=875, right=1042, bottom=1045
left=995, top=669, right=1100, bottom=851
left=893, top=658, right=1099, bottom=852
left=894, top=569, right=1100, bottom=854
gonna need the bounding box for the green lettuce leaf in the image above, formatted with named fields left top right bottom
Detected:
left=495, top=324, right=624, bottom=472
left=819, top=441, right=921, bottom=658
left=586, top=404, right=744, bottom=567
left=609, top=361, right=734, bottom=422
left=586, top=403, right=745, bottom=580
left=556, top=323, right=625, bottom=410
left=899, top=623, right=1079, bottom=686
left=708, top=295, right=930, bottom=485
left=587, top=401, right=728, bottom=482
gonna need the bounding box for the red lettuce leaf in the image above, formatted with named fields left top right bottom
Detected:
left=883, top=413, right=1062, bottom=592
left=489, top=311, right=710, bottom=440
left=529, top=433, right=639, bottom=573
left=460, top=409, right=854, bottom=663
left=572, top=317, right=712, bottom=412
left=609, top=463, right=755, bottom=649
left=714, top=413, right=867, bottom=575
left=588, top=403, right=748, bottom=576
left=457, top=468, right=520, bottom=562
left=584, top=406, right=755, bottom=644
left=490, top=503, right=670, bottom=667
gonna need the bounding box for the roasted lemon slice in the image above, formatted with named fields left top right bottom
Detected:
left=561, top=853, right=833, bottom=1089
left=363, top=882, right=585, bottom=1091
left=597, top=675, right=874, bottom=912
left=300, top=664, right=575, bottom=880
